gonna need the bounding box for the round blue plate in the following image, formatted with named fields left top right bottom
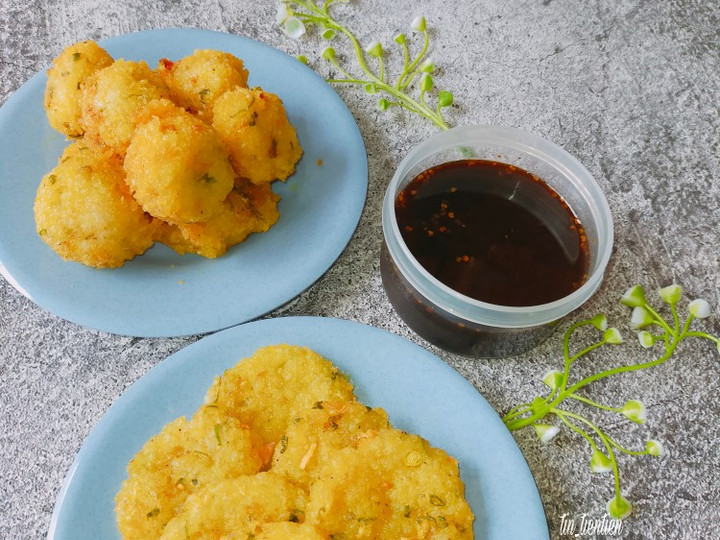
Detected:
left=47, top=317, right=549, bottom=539
left=0, top=29, right=367, bottom=337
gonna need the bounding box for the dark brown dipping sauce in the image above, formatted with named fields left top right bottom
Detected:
left=395, top=159, right=590, bottom=306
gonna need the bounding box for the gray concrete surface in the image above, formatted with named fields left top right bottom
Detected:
left=1, top=0, right=719, bottom=538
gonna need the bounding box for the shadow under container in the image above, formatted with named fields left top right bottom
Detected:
left=381, top=126, right=614, bottom=358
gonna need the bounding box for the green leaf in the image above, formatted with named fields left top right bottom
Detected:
left=321, top=46, right=336, bottom=61
left=589, top=314, right=608, bottom=331
left=364, top=83, right=377, bottom=94
left=365, top=40, right=383, bottom=58
left=603, top=327, right=623, bottom=344
left=620, top=285, right=646, bottom=308
left=533, top=423, right=559, bottom=443
left=590, top=450, right=613, bottom=473
left=420, top=59, right=435, bottom=73
left=378, top=98, right=390, bottom=111
left=437, top=90, right=453, bottom=108
left=411, top=15, right=427, bottom=32
left=621, top=400, right=646, bottom=424
left=542, top=369, right=563, bottom=390
left=606, top=495, right=632, bottom=520
left=637, top=330, right=655, bottom=348
left=659, top=284, right=682, bottom=305
left=646, top=439, right=665, bottom=457
left=296, top=54, right=309, bottom=65
left=420, top=72, right=433, bottom=92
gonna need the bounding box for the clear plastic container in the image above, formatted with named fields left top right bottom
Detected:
left=381, top=126, right=614, bottom=357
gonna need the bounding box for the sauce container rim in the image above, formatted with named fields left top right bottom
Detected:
left=382, top=125, right=614, bottom=329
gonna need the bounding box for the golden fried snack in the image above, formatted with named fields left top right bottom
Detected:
left=116, top=345, right=475, bottom=540
left=79, top=59, right=171, bottom=152
left=43, top=40, right=113, bottom=138
left=204, top=345, right=356, bottom=445
left=253, top=522, right=326, bottom=539
left=305, top=428, right=474, bottom=539
left=212, top=87, right=302, bottom=184
left=158, top=180, right=280, bottom=258
left=158, top=472, right=307, bottom=540
left=33, top=142, right=156, bottom=268
left=115, top=405, right=263, bottom=540
left=272, top=400, right=390, bottom=489
left=157, top=49, right=249, bottom=122
left=123, top=99, right=234, bottom=224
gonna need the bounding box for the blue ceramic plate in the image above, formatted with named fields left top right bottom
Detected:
left=0, top=29, right=367, bottom=337
left=48, top=317, right=548, bottom=539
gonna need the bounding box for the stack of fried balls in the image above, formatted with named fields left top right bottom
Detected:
left=35, top=41, right=302, bottom=268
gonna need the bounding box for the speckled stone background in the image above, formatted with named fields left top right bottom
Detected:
left=1, top=1, right=719, bottom=539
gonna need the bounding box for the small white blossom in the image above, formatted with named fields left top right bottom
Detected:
left=646, top=440, right=666, bottom=457
left=276, top=3, right=292, bottom=24
left=630, top=306, right=653, bottom=330
left=621, top=400, right=646, bottom=424
left=637, top=330, right=655, bottom=348
left=411, top=15, right=427, bottom=32
left=533, top=423, right=560, bottom=443
left=365, top=40, right=383, bottom=57
left=542, top=370, right=563, bottom=390
left=590, top=314, right=608, bottom=331
left=689, top=298, right=711, bottom=319
left=590, top=450, right=613, bottom=473
left=659, top=284, right=683, bottom=305
left=607, top=495, right=633, bottom=520
left=620, top=285, right=646, bottom=308
left=604, top=327, right=624, bottom=344
left=283, top=16, right=306, bottom=39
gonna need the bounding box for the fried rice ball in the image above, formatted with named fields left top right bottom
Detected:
left=158, top=472, right=307, bottom=540
left=212, top=87, right=302, bottom=184
left=157, top=49, right=249, bottom=122
left=43, top=40, right=113, bottom=138
left=33, top=141, right=156, bottom=268
left=124, top=99, right=234, bottom=224
left=304, top=428, right=474, bottom=539
left=204, top=345, right=356, bottom=445
left=115, top=405, right=263, bottom=540
left=79, top=59, right=171, bottom=152
left=156, top=180, right=280, bottom=258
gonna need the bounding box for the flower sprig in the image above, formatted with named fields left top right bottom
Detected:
left=276, top=0, right=454, bottom=130
left=503, top=284, right=719, bottom=520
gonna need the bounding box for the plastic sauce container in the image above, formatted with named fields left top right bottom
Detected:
left=381, top=126, right=613, bottom=357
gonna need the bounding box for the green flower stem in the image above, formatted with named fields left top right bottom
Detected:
left=685, top=331, right=720, bottom=346
left=643, top=302, right=675, bottom=335
left=670, top=302, right=681, bottom=334
left=567, top=394, right=621, bottom=413
left=398, top=29, right=429, bottom=89
left=502, top=403, right=534, bottom=423
left=396, top=39, right=411, bottom=89
left=557, top=410, right=624, bottom=505
left=504, top=311, right=699, bottom=432
left=503, top=285, right=718, bottom=519
left=555, top=409, right=602, bottom=453
left=505, top=344, right=676, bottom=431
left=284, top=0, right=450, bottom=130
left=326, top=78, right=367, bottom=84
